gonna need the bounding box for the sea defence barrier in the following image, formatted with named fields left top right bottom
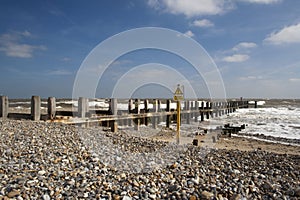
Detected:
left=0, top=96, right=255, bottom=132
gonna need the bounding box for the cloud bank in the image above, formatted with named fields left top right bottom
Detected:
left=191, top=19, right=214, bottom=27
left=147, top=0, right=233, bottom=17
left=265, top=23, right=300, bottom=45
left=223, top=54, right=250, bottom=62
left=0, top=31, right=46, bottom=58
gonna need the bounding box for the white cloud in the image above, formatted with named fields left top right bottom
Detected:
left=21, top=30, right=32, bottom=37
left=61, top=57, right=71, bottom=62
left=0, top=31, right=46, bottom=58
left=184, top=30, right=195, bottom=37
left=223, top=54, right=249, bottom=62
left=238, top=0, right=281, bottom=4
left=232, top=42, right=257, bottom=51
left=48, top=69, right=73, bottom=76
left=289, top=78, right=300, bottom=82
left=191, top=19, right=214, bottom=27
left=264, top=23, right=300, bottom=45
left=239, top=75, right=262, bottom=80
left=147, top=0, right=233, bottom=17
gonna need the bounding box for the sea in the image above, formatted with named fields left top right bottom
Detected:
left=7, top=98, right=300, bottom=141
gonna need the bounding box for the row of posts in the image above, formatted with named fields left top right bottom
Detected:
left=0, top=96, right=93, bottom=121
left=1, top=96, right=251, bottom=132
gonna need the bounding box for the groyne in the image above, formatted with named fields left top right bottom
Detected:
left=0, top=96, right=255, bottom=132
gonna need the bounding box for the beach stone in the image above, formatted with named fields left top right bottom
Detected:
left=200, top=191, right=214, bottom=199
left=113, top=195, right=121, bottom=200
left=230, top=194, right=242, bottom=200
left=132, top=180, right=139, bottom=187
left=7, top=190, right=20, bottom=198
left=146, top=187, right=156, bottom=194
left=43, top=194, right=50, bottom=200
left=17, top=196, right=24, bottom=200
left=122, top=195, right=132, bottom=200
left=190, top=176, right=199, bottom=185
left=218, top=194, right=224, bottom=200
left=294, top=187, right=300, bottom=197
left=120, top=173, right=126, bottom=179
left=84, top=192, right=89, bottom=198
left=38, top=170, right=46, bottom=175
left=262, top=181, right=273, bottom=191
left=27, top=179, right=38, bottom=186
left=168, top=184, right=180, bottom=192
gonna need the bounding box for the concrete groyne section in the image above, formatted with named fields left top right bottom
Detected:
left=0, top=96, right=256, bottom=132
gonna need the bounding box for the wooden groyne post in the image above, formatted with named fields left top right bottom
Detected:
left=48, top=97, right=56, bottom=120
left=128, top=99, right=134, bottom=126
left=185, top=100, right=190, bottom=124
left=194, top=100, right=199, bottom=122
left=152, top=99, right=158, bottom=129
left=134, top=99, right=140, bottom=131
left=0, top=96, right=8, bottom=119
left=31, top=96, right=41, bottom=121
left=200, top=101, right=205, bottom=122
left=144, top=99, right=149, bottom=126
left=78, top=97, right=89, bottom=118
left=110, top=98, right=118, bottom=132
left=166, top=99, right=171, bottom=128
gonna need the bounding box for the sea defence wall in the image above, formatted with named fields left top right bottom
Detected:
left=0, top=96, right=254, bottom=132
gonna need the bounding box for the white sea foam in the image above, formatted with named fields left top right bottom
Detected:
left=222, top=107, right=300, bottom=139
left=248, top=100, right=266, bottom=106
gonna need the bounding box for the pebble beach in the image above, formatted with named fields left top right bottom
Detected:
left=0, top=119, right=299, bottom=199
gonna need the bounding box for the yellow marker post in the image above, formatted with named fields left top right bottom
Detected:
left=173, top=84, right=184, bottom=144
left=176, top=100, right=181, bottom=144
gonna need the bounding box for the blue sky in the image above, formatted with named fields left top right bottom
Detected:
left=0, top=0, right=300, bottom=99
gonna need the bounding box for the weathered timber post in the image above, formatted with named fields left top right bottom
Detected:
left=226, top=102, right=229, bottom=114
left=47, top=97, right=56, bottom=120
left=233, top=101, right=236, bottom=112
left=219, top=102, right=223, bottom=116
left=122, top=110, right=128, bottom=127
left=0, top=96, right=9, bottom=119
left=190, top=101, right=194, bottom=120
left=78, top=97, right=89, bottom=118
left=166, top=99, right=171, bottom=128
left=31, top=96, right=41, bottom=121
left=186, top=100, right=190, bottom=124
left=206, top=101, right=210, bottom=119
left=152, top=99, right=158, bottom=129
left=134, top=99, right=140, bottom=131
left=214, top=102, right=218, bottom=117
left=128, top=99, right=134, bottom=126
left=110, top=98, right=118, bottom=132
left=183, top=101, right=187, bottom=123
left=144, top=99, right=149, bottom=126
left=117, top=111, right=122, bottom=127
left=222, top=102, right=225, bottom=115
left=194, top=100, right=199, bottom=122
left=158, top=100, right=162, bottom=124
left=200, top=101, right=204, bottom=121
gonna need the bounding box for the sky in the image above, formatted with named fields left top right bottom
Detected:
left=0, top=0, right=300, bottom=99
